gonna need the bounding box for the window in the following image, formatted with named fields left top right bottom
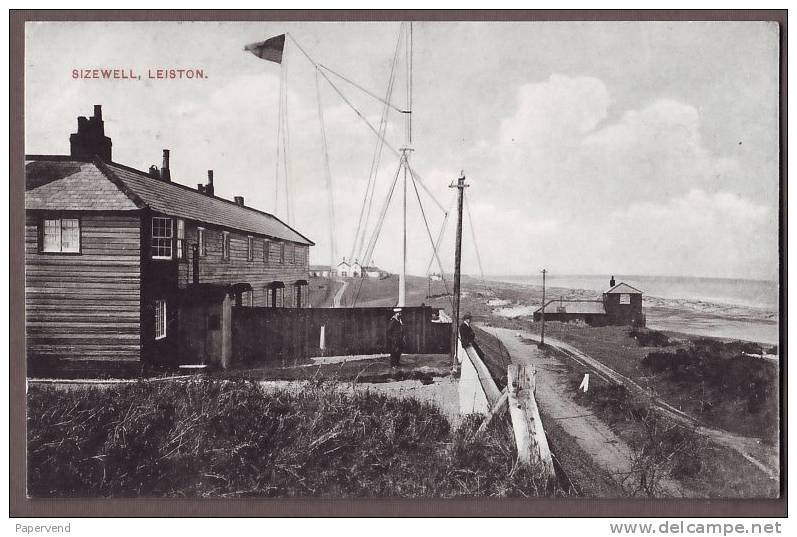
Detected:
left=151, top=217, right=173, bottom=259
left=222, top=231, right=230, bottom=260
left=41, top=217, right=80, bottom=253
left=263, top=239, right=270, bottom=264
left=620, top=293, right=631, bottom=305
left=275, top=287, right=284, bottom=308
left=176, top=219, right=185, bottom=260
left=197, top=227, right=206, bottom=256
left=279, top=242, right=285, bottom=264
left=247, top=236, right=254, bottom=261
left=290, top=244, right=296, bottom=264
left=154, top=299, right=167, bottom=340
left=242, top=290, right=253, bottom=307
left=295, top=284, right=306, bottom=308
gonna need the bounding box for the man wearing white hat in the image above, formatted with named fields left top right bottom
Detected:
left=387, top=308, right=405, bottom=367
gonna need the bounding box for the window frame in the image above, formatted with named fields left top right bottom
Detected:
left=279, top=242, right=285, bottom=264
left=176, top=218, right=185, bottom=260
left=620, top=293, right=631, bottom=305
left=247, top=236, right=254, bottom=262
left=151, top=216, right=173, bottom=260
left=197, top=227, right=207, bottom=257
left=222, top=231, right=230, bottom=260
left=154, top=299, right=167, bottom=340
left=39, top=215, right=82, bottom=255
left=263, top=239, right=270, bottom=264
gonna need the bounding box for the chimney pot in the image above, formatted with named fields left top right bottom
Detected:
left=161, top=149, right=171, bottom=182
left=70, top=106, right=112, bottom=161
left=234, top=196, right=245, bottom=206
left=204, top=170, right=215, bottom=196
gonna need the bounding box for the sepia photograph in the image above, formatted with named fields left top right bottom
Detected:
left=14, top=11, right=784, bottom=512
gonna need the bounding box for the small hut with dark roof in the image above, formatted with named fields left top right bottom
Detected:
left=533, top=276, right=644, bottom=327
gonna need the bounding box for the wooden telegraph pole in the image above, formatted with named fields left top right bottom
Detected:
left=450, top=171, right=469, bottom=373
left=540, top=268, right=547, bottom=347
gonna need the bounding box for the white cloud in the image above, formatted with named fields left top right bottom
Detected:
left=603, top=190, right=776, bottom=280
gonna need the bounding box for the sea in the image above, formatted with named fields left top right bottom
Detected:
left=491, top=274, right=780, bottom=346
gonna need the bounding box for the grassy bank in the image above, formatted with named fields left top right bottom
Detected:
left=520, top=323, right=779, bottom=441
left=28, top=380, right=558, bottom=498
left=568, top=371, right=778, bottom=497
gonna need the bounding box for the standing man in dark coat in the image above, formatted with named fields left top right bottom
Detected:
left=459, top=312, right=478, bottom=352
left=387, top=308, right=404, bottom=367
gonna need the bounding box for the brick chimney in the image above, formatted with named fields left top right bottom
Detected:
left=70, top=105, right=112, bottom=161
left=610, top=275, right=616, bottom=288
left=234, top=196, right=244, bottom=206
left=161, top=149, right=171, bottom=182
left=205, top=170, right=215, bottom=196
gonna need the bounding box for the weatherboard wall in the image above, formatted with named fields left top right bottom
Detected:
left=175, top=222, right=310, bottom=306
left=25, top=212, right=142, bottom=371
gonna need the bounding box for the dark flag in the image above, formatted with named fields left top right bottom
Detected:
left=244, top=34, right=286, bottom=64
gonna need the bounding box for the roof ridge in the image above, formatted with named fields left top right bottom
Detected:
left=93, top=158, right=148, bottom=209
left=103, top=160, right=315, bottom=245
left=606, top=282, right=643, bottom=294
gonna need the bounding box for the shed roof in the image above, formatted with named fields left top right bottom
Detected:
left=25, top=156, right=313, bottom=246
left=535, top=300, right=606, bottom=315
left=605, top=282, right=643, bottom=294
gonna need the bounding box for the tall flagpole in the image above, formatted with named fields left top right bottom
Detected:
left=397, top=22, right=412, bottom=308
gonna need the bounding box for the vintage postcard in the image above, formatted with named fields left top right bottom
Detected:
left=15, top=12, right=784, bottom=514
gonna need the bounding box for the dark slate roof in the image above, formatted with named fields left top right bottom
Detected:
left=25, top=156, right=313, bottom=246
left=25, top=160, right=139, bottom=211
left=605, top=282, right=642, bottom=294
left=104, top=162, right=313, bottom=245
left=535, top=300, right=606, bottom=315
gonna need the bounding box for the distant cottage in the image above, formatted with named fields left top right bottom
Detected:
left=25, top=105, right=314, bottom=375
left=532, top=276, right=644, bottom=327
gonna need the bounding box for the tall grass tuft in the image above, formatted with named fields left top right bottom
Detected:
left=28, top=380, right=558, bottom=498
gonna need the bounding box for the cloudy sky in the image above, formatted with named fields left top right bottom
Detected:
left=25, top=21, right=780, bottom=280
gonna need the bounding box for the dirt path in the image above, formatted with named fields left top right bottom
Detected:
left=332, top=279, right=348, bottom=307
left=517, top=330, right=779, bottom=482
left=483, top=326, right=689, bottom=497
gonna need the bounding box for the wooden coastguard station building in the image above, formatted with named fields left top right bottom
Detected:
left=532, top=277, right=645, bottom=327
left=25, top=106, right=314, bottom=375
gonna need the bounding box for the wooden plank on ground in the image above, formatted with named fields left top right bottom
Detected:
left=507, top=364, right=556, bottom=482
left=475, top=388, right=509, bottom=437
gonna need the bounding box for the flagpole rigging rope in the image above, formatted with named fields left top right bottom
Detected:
left=425, top=197, right=455, bottom=276
left=319, top=63, right=409, bottom=115
left=352, top=160, right=404, bottom=306
left=274, top=58, right=284, bottom=215
left=351, top=23, right=404, bottom=264
left=287, top=32, right=447, bottom=214
left=282, top=47, right=293, bottom=226
left=315, top=67, right=337, bottom=274
left=464, top=190, right=486, bottom=285
left=407, top=165, right=455, bottom=311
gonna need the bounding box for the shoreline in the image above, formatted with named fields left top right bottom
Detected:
left=468, top=277, right=779, bottom=347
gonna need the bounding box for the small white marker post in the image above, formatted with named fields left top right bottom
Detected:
left=319, top=325, right=326, bottom=353
left=579, top=373, right=590, bottom=392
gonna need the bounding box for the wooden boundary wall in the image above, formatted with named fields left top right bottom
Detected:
left=231, top=305, right=450, bottom=364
